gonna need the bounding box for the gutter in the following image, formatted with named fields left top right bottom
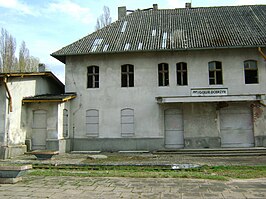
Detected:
left=258, top=47, right=266, bottom=61
left=3, top=77, right=12, bottom=112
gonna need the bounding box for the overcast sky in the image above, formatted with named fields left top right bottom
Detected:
left=0, top=0, right=265, bottom=82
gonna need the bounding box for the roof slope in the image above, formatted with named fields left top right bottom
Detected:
left=52, top=5, right=266, bottom=63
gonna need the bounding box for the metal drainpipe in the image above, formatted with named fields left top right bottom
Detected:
left=3, top=77, right=13, bottom=112
left=258, top=47, right=266, bottom=61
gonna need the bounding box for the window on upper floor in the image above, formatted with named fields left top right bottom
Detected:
left=244, top=60, right=258, bottom=84
left=208, top=61, right=223, bottom=85
left=158, top=63, right=169, bottom=86
left=121, top=64, right=134, bottom=87
left=121, top=108, right=134, bottom=137
left=87, top=66, right=99, bottom=88
left=86, top=109, right=99, bottom=137
left=176, top=62, right=188, bottom=86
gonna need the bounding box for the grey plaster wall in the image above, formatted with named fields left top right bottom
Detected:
left=64, top=48, right=266, bottom=151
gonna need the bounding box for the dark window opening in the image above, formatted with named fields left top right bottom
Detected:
left=87, top=66, right=99, bottom=88
left=244, top=60, right=258, bottom=84
left=158, top=63, right=169, bottom=86
left=121, top=64, right=134, bottom=87
left=208, top=61, right=223, bottom=85
left=176, top=62, right=188, bottom=85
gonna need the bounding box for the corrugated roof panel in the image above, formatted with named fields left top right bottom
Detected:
left=52, top=5, right=266, bottom=60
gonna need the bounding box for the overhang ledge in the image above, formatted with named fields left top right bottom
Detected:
left=156, top=95, right=264, bottom=104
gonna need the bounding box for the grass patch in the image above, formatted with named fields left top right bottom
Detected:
left=28, top=165, right=266, bottom=180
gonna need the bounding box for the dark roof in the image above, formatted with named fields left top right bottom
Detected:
left=22, top=93, right=76, bottom=103
left=52, top=5, right=266, bottom=63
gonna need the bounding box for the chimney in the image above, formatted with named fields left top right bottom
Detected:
left=118, top=6, right=127, bottom=20
left=185, top=2, right=192, bottom=9
left=38, top=63, right=46, bottom=72
left=153, top=4, right=158, bottom=11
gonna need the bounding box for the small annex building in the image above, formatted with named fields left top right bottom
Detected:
left=51, top=4, right=266, bottom=151
left=0, top=71, right=75, bottom=159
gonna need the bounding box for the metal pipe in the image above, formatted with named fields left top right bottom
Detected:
left=3, top=77, right=12, bottom=112
left=258, top=47, right=266, bottom=61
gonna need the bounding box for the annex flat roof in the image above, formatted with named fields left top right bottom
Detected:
left=156, top=95, right=264, bottom=103
left=52, top=5, right=266, bottom=63
left=22, top=93, right=76, bottom=103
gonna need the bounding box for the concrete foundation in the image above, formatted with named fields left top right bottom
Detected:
left=72, top=138, right=165, bottom=152
left=255, top=136, right=266, bottom=147
left=184, top=137, right=221, bottom=149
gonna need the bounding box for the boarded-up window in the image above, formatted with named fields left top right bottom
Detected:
left=121, top=108, right=134, bottom=137
left=63, top=109, right=69, bottom=138
left=86, top=109, right=99, bottom=137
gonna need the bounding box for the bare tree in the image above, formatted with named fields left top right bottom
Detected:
left=0, top=28, right=39, bottom=73
left=95, top=6, right=112, bottom=30
left=19, top=41, right=29, bottom=72
left=0, top=28, right=17, bottom=73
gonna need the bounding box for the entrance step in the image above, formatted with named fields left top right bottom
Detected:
left=154, top=147, right=266, bottom=156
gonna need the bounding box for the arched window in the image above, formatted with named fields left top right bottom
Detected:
left=121, top=64, right=134, bottom=87
left=121, top=108, right=134, bottom=137
left=244, top=60, right=258, bottom=84
left=208, top=61, right=223, bottom=85
left=87, top=66, right=99, bottom=88
left=176, top=62, right=188, bottom=85
left=158, top=63, right=169, bottom=86
left=86, top=109, right=99, bottom=137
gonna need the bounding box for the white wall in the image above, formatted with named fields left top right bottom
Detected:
left=65, top=48, right=266, bottom=140
left=0, top=84, right=7, bottom=145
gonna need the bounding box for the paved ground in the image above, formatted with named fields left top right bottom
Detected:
left=1, top=153, right=266, bottom=198
left=0, top=176, right=266, bottom=199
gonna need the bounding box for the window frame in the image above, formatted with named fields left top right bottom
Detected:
left=86, top=109, right=99, bottom=137
left=208, top=61, right=223, bottom=85
left=87, top=66, right=99, bottom=88
left=121, top=64, right=134, bottom=87
left=158, top=63, right=169, bottom=86
left=176, top=62, right=188, bottom=86
left=244, top=60, right=258, bottom=84
left=121, top=108, right=134, bottom=137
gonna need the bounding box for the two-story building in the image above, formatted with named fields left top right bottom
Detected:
left=52, top=4, right=266, bottom=151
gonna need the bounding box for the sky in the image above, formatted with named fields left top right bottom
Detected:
left=0, top=0, right=265, bottom=82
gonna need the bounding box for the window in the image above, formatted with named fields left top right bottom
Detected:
left=121, top=64, right=134, bottom=87
left=121, top=108, right=134, bottom=137
left=63, top=109, right=69, bottom=138
left=86, top=109, right=99, bottom=137
left=158, top=63, right=169, bottom=86
left=87, top=66, right=99, bottom=88
left=244, top=60, right=258, bottom=84
left=176, top=62, right=188, bottom=85
left=208, top=61, right=223, bottom=85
